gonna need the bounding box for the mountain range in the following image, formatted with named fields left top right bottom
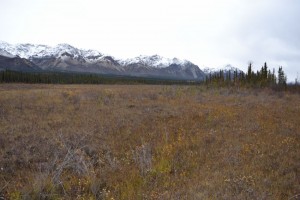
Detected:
left=0, top=41, right=242, bottom=80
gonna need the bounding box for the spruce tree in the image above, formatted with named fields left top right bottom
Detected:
left=247, top=62, right=252, bottom=81
left=278, top=66, right=287, bottom=87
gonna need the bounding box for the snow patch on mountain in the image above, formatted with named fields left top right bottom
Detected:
left=0, top=49, right=15, bottom=58
left=0, top=41, right=50, bottom=58
left=120, top=55, right=189, bottom=68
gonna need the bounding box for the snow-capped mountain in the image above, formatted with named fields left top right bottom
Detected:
left=121, top=55, right=206, bottom=79
left=0, top=42, right=123, bottom=72
left=0, top=41, right=105, bottom=62
left=0, top=41, right=50, bottom=59
left=0, top=41, right=206, bottom=80
left=121, top=55, right=189, bottom=69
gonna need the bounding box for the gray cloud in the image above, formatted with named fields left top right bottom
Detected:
left=216, top=0, right=300, bottom=81
left=0, top=0, right=299, bottom=81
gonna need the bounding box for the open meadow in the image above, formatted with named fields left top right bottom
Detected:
left=0, top=84, right=299, bottom=199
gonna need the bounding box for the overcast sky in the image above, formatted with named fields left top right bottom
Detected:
left=0, top=0, right=299, bottom=81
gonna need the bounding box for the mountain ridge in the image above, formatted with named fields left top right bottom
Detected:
left=0, top=41, right=241, bottom=80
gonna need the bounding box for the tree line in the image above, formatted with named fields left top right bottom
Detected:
left=0, top=70, right=199, bottom=85
left=0, top=64, right=298, bottom=92
left=205, top=62, right=289, bottom=88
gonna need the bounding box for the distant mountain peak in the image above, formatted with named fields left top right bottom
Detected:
left=56, top=43, right=75, bottom=48
left=121, top=54, right=189, bottom=69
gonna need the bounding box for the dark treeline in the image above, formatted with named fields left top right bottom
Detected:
left=0, top=64, right=299, bottom=93
left=0, top=70, right=200, bottom=85
left=205, top=62, right=291, bottom=89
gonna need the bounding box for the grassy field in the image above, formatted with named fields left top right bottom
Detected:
left=0, top=84, right=299, bottom=199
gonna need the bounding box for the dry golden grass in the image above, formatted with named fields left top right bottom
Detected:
left=0, top=84, right=299, bottom=199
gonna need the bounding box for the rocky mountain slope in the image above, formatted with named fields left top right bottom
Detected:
left=0, top=48, right=40, bottom=72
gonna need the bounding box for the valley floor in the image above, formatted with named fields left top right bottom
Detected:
left=0, top=84, right=299, bottom=199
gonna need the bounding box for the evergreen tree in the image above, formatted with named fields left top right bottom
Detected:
left=247, top=62, right=252, bottom=81
left=263, top=62, right=268, bottom=80
left=278, top=66, right=287, bottom=87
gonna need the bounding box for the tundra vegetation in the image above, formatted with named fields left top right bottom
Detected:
left=0, top=83, right=299, bottom=199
